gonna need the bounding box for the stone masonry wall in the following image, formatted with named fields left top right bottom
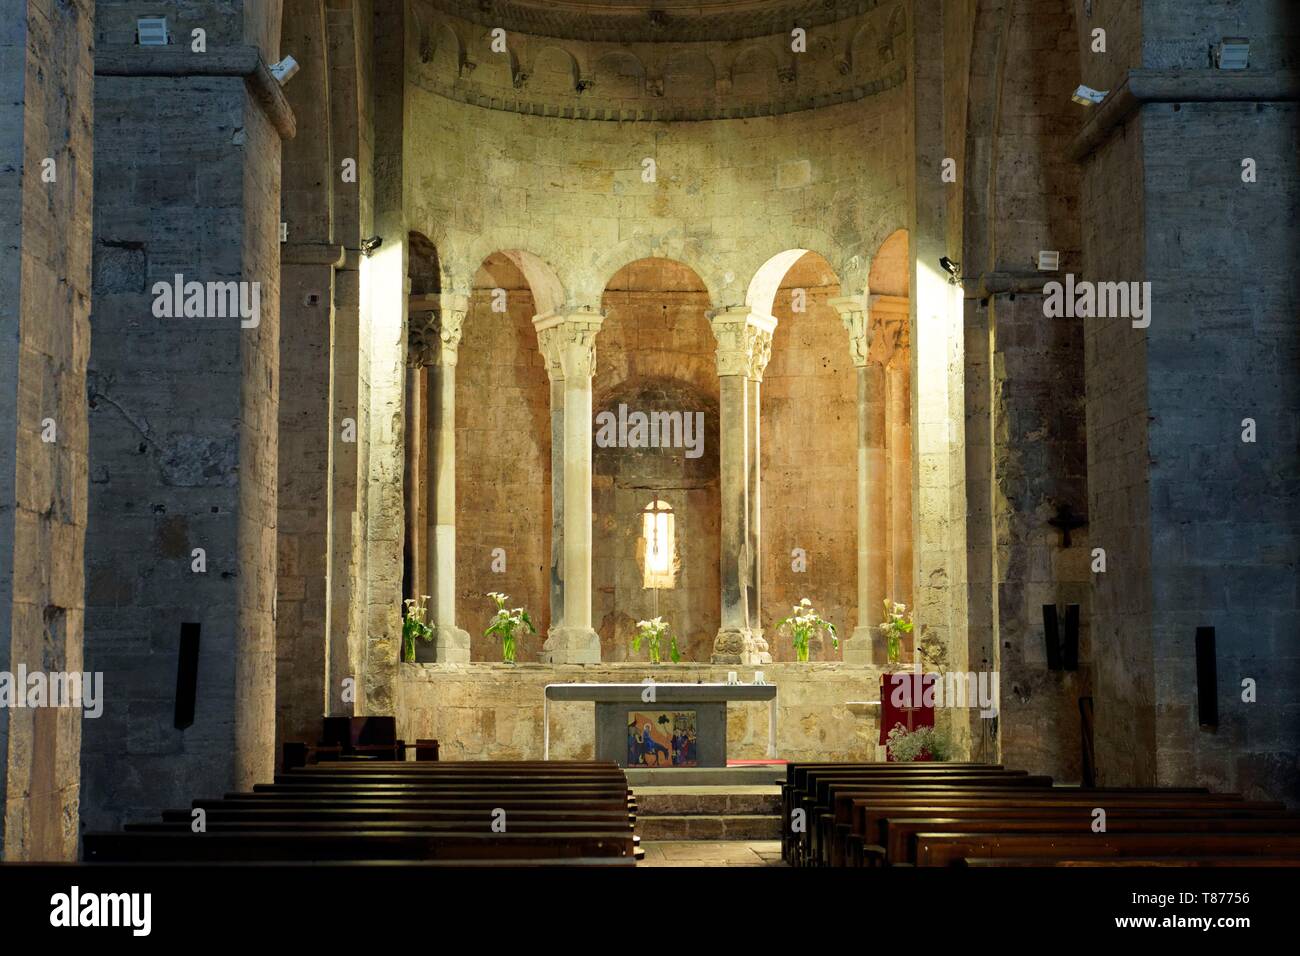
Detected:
left=83, top=7, right=283, bottom=825
left=0, top=0, right=94, bottom=861
left=1143, top=100, right=1300, bottom=801
left=400, top=663, right=886, bottom=763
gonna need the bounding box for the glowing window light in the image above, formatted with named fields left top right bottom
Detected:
left=642, top=500, right=675, bottom=589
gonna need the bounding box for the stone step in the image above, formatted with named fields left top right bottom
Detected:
left=637, top=814, right=783, bottom=841
left=624, top=766, right=786, bottom=788
left=633, top=785, right=781, bottom=816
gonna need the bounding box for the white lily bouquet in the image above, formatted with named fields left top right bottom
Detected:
left=485, top=591, right=536, bottom=664
left=633, top=616, right=680, bottom=664
left=777, top=598, right=838, bottom=662
left=879, top=600, right=913, bottom=665
left=402, top=595, right=433, bottom=662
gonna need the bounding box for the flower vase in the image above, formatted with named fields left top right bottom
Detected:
left=796, top=641, right=810, bottom=663
left=502, top=633, right=516, bottom=665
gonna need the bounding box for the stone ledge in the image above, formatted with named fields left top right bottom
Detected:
left=402, top=660, right=882, bottom=677
left=94, top=46, right=297, bottom=140
left=1069, top=69, right=1300, bottom=162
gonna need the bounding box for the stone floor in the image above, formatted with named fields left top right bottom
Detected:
left=639, top=840, right=786, bottom=867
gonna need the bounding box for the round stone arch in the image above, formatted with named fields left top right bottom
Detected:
left=440, top=231, right=568, bottom=316
left=742, top=237, right=842, bottom=318
left=584, top=233, right=726, bottom=312
left=853, top=217, right=909, bottom=300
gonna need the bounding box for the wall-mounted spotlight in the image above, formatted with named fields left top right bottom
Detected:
left=270, top=56, right=300, bottom=85
left=1071, top=84, right=1107, bottom=106
left=1215, top=38, right=1250, bottom=71
left=137, top=17, right=169, bottom=46
left=1037, top=251, right=1060, bottom=272
left=361, top=236, right=383, bottom=257
left=939, top=256, right=961, bottom=284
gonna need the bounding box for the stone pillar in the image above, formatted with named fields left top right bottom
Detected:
left=746, top=323, right=773, bottom=663
left=417, top=295, right=470, bottom=661
left=832, top=296, right=887, bottom=664
left=0, top=0, right=92, bottom=860
left=534, top=309, right=604, bottom=663
left=327, top=258, right=362, bottom=715
left=708, top=308, right=775, bottom=664
left=545, top=359, right=566, bottom=631
left=277, top=245, right=343, bottom=750
left=886, top=342, right=914, bottom=617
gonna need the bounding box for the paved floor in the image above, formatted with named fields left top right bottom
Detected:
left=639, top=840, right=786, bottom=867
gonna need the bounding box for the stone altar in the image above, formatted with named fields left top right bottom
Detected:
left=543, top=682, right=778, bottom=767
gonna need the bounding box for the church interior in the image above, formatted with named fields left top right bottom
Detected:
left=1, top=0, right=1299, bottom=906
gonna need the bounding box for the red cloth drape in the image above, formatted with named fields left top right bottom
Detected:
left=879, top=671, right=936, bottom=756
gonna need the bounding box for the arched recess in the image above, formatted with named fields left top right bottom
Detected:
left=593, top=51, right=645, bottom=99
left=663, top=49, right=717, bottom=101
left=529, top=45, right=580, bottom=95
left=428, top=20, right=464, bottom=83
left=728, top=44, right=778, bottom=97
left=594, top=258, right=720, bottom=662
left=454, top=251, right=554, bottom=661
left=759, top=252, right=857, bottom=660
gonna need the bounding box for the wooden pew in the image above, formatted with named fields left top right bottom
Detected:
left=85, top=760, right=639, bottom=867
left=843, top=790, right=1251, bottom=867
left=880, top=813, right=1300, bottom=866
left=83, top=829, right=635, bottom=862
left=801, top=773, right=1055, bottom=867
left=779, top=763, right=1007, bottom=864
left=914, top=831, right=1300, bottom=866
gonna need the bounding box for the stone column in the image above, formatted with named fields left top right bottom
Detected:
left=545, top=357, right=566, bottom=631
left=884, top=316, right=914, bottom=617
left=746, top=322, right=774, bottom=663
left=417, top=294, right=470, bottom=661
left=832, top=297, right=887, bottom=664
left=327, top=258, right=362, bottom=715
left=534, top=308, right=605, bottom=663
left=708, top=308, right=775, bottom=664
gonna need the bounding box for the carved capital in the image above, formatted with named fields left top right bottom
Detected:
left=709, top=307, right=777, bottom=379
left=748, top=327, right=773, bottom=382
left=829, top=295, right=871, bottom=368
left=409, top=292, right=468, bottom=368
left=533, top=308, right=605, bottom=381
left=869, top=294, right=910, bottom=370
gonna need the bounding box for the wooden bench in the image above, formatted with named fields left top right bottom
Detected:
left=849, top=799, right=1290, bottom=866
left=843, top=790, right=1254, bottom=867
left=914, top=831, right=1300, bottom=866
left=84, top=760, right=639, bottom=867
left=798, top=772, right=1055, bottom=866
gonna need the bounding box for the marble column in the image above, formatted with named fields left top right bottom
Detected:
left=418, top=294, right=470, bottom=661
left=534, top=308, right=605, bottom=663
left=708, top=307, right=775, bottom=664
left=832, top=296, right=887, bottom=664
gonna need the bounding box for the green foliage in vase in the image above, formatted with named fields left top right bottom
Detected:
left=401, top=595, right=434, bottom=663
left=776, top=598, right=838, bottom=662
left=484, top=591, right=536, bottom=664
left=879, top=599, right=914, bottom=664
left=632, top=616, right=679, bottom=664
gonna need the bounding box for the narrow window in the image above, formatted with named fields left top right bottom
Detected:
left=641, top=499, right=675, bottom=589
